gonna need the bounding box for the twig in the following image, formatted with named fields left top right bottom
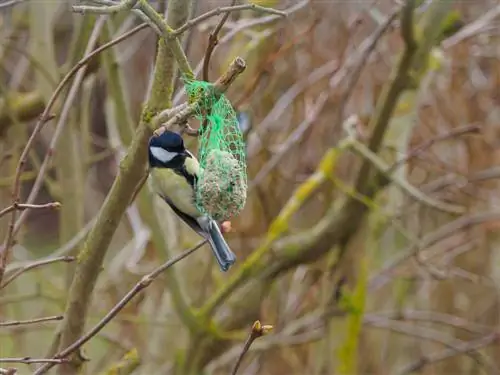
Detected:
left=32, top=240, right=206, bottom=375
left=173, top=3, right=286, bottom=36
left=11, top=22, right=149, bottom=238
left=0, top=358, right=67, bottom=365
left=172, top=0, right=308, bottom=105
left=397, top=332, right=499, bottom=375
left=334, top=7, right=400, bottom=125
left=0, top=114, right=55, bottom=285
left=137, top=0, right=194, bottom=79
left=73, top=0, right=139, bottom=14
left=388, top=124, right=480, bottom=172
left=231, top=321, right=273, bottom=375
left=1, top=19, right=107, bottom=286
left=443, top=4, right=500, bottom=49
left=0, top=315, right=63, bottom=327
left=128, top=171, right=150, bottom=207
left=0, top=202, right=60, bottom=219
left=364, top=316, right=491, bottom=370
left=249, top=92, right=329, bottom=190
left=6, top=216, right=96, bottom=274
left=1, top=255, right=75, bottom=290
left=199, top=0, right=237, bottom=135
left=369, top=211, right=500, bottom=291
left=153, top=56, right=246, bottom=135
left=0, top=22, right=149, bottom=282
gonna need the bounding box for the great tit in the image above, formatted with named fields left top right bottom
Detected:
left=148, top=130, right=236, bottom=271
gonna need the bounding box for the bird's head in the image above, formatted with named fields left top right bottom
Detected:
left=148, top=130, right=188, bottom=168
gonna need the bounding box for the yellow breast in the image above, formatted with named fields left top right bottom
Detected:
left=150, top=168, right=200, bottom=218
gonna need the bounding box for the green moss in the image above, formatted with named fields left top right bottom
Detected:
left=140, top=104, right=157, bottom=125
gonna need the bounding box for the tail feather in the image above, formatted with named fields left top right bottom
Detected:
left=206, top=220, right=236, bottom=272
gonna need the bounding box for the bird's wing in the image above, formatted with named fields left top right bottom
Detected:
left=157, top=193, right=208, bottom=240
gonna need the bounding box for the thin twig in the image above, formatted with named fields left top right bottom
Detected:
left=1, top=256, right=75, bottom=290
left=0, top=0, right=25, bottom=10
left=0, top=315, right=63, bottom=327
left=0, top=22, right=147, bottom=263
left=6, top=216, right=96, bottom=274
left=73, top=0, right=139, bottom=14
left=0, top=202, right=60, bottom=219
left=197, top=0, right=238, bottom=135
left=0, top=114, right=55, bottom=285
left=345, top=123, right=466, bottom=215
left=231, top=321, right=273, bottom=375
left=11, top=22, right=149, bottom=239
left=388, top=124, right=480, bottom=172
left=128, top=168, right=149, bottom=206
left=172, top=0, right=308, bottom=106
left=173, top=3, right=286, bottom=36
left=397, top=332, right=499, bottom=375
left=369, top=211, right=500, bottom=291
left=33, top=240, right=206, bottom=375
left=1, top=19, right=107, bottom=286
left=153, top=56, right=247, bottom=135
left=0, top=358, right=67, bottom=365
left=203, top=0, right=237, bottom=85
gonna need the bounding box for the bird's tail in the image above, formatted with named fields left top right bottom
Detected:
left=206, top=219, right=236, bottom=272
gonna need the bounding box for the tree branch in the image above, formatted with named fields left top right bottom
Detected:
left=173, top=3, right=286, bottom=37
left=0, top=22, right=149, bottom=288
left=33, top=241, right=206, bottom=375
left=1, top=255, right=74, bottom=290
left=231, top=321, right=273, bottom=375
left=0, top=202, right=60, bottom=219
left=0, top=315, right=63, bottom=327
left=72, top=0, right=139, bottom=14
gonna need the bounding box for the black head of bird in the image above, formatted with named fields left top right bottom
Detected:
left=148, top=130, right=187, bottom=168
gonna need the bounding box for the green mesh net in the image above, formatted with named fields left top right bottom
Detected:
left=185, top=79, right=247, bottom=221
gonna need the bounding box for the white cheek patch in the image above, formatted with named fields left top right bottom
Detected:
left=150, top=146, right=178, bottom=163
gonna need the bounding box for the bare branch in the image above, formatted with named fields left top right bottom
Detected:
left=346, top=120, right=465, bottom=215
left=397, top=332, right=499, bottom=375
left=0, top=202, right=60, bottom=220
left=0, top=315, right=63, bottom=327
left=0, top=22, right=149, bottom=287
left=13, top=22, right=149, bottom=237
left=0, top=358, right=67, bottom=365
left=231, top=321, right=273, bottom=375
left=369, top=211, right=500, bottom=291
left=33, top=240, right=206, bottom=375
left=1, top=256, right=75, bottom=290
left=173, top=3, right=286, bottom=37
left=72, top=0, right=138, bottom=14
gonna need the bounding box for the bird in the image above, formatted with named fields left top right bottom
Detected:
left=147, top=130, right=236, bottom=272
